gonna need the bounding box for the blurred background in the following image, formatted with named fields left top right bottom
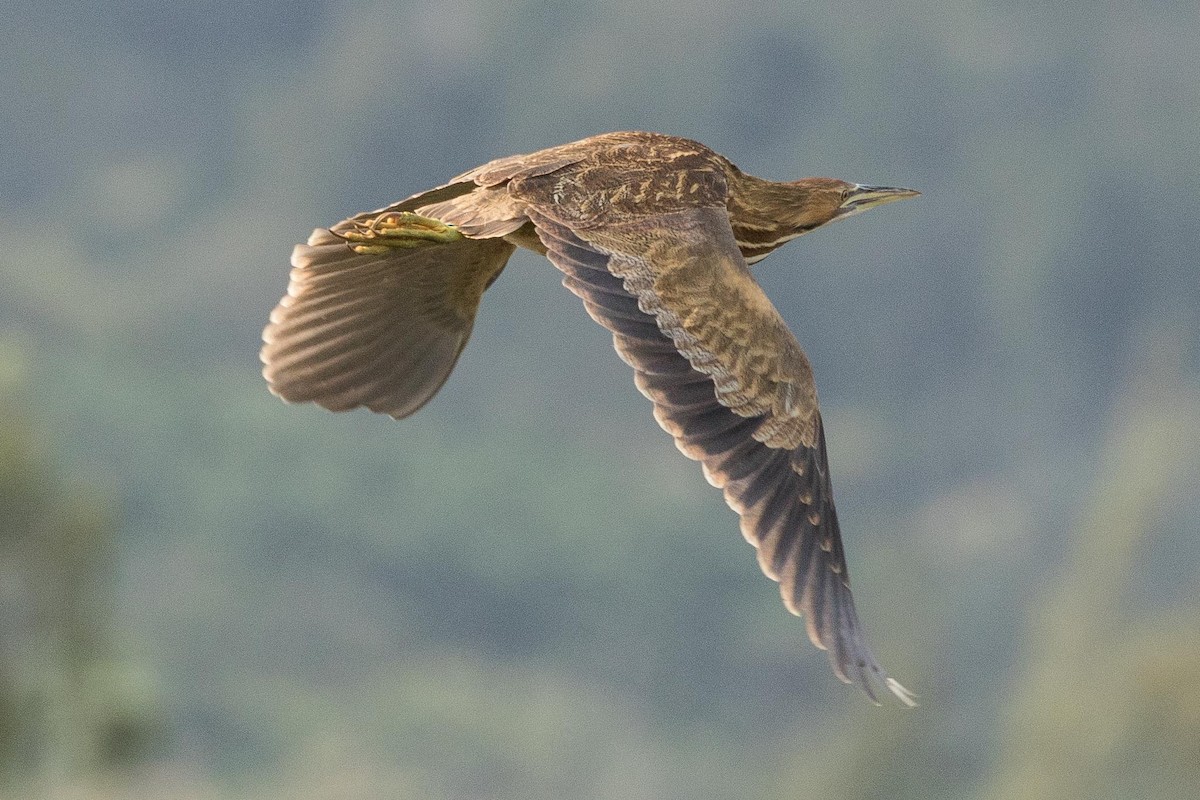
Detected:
left=3, top=1, right=1199, bottom=798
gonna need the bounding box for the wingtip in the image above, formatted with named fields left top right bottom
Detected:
left=886, top=677, right=919, bottom=708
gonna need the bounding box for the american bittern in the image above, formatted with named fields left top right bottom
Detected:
left=261, top=131, right=919, bottom=704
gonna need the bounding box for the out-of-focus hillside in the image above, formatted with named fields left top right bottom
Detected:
left=2, top=1, right=1198, bottom=798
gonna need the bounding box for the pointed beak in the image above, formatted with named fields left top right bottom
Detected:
left=837, top=184, right=920, bottom=216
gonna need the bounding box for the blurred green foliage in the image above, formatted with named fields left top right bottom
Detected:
left=0, top=346, right=161, bottom=794
left=2, top=1, right=1199, bottom=798
left=985, top=351, right=1200, bottom=800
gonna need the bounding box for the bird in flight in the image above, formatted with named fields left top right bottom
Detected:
left=261, top=131, right=919, bottom=704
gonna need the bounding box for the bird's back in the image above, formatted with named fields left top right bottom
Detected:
left=456, top=131, right=735, bottom=228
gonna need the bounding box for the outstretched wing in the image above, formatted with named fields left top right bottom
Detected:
left=261, top=222, right=515, bottom=419
left=525, top=204, right=913, bottom=705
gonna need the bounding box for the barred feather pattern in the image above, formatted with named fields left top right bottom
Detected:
left=525, top=209, right=914, bottom=705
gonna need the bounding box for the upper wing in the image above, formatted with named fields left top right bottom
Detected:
left=261, top=222, right=514, bottom=419
left=259, top=165, right=576, bottom=418
left=525, top=205, right=913, bottom=705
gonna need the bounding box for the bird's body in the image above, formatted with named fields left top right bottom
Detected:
left=262, top=131, right=919, bottom=704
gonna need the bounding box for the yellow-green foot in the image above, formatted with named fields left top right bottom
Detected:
left=335, top=211, right=463, bottom=254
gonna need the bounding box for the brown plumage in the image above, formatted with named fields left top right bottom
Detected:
left=261, top=131, right=919, bottom=704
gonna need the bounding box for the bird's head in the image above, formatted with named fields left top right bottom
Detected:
left=725, top=173, right=919, bottom=263
left=785, top=178, right=921, bottom=231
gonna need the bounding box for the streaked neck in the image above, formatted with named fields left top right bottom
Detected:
left=727, top=173, right=819, bottom=264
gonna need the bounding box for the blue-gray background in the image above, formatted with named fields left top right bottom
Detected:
left=3, top=1, right=1199, bottom=798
